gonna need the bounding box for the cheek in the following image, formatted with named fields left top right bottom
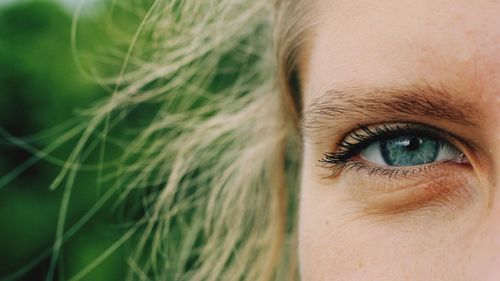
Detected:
left=298, top=163, right=385, bottom=280
left=298, top=159, right=480, bottom=281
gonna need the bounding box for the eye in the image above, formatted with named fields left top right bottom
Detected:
left=319, top=123, right=470, bottom=176
left=319, top=123, right=475, bottom=215
left=359, top=135, right=463, bottom=167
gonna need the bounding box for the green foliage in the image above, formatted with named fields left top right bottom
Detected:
left=0, top=1, right=99, bottom=132
left=0, top=2, right=128, bottom=280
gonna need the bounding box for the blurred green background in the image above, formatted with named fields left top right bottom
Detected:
left=0, top=1, right=135, bottom=280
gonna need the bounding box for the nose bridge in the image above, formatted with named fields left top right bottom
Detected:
left=465, top=201, right=500, bottom=280
left=482, top=83, right=500, bottom=179
left=458, top=92, right=500, bottom=279
left=489, top=97, right=500, bottom=180
left=483, top=102, right=500, bottom=210
left=474, top=175, right=500, bottom=280
left=491, top=127, right=500, bottom=200
left=479, top=224, right=500, bottom=281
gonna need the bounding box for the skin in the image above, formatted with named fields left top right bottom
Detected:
left=299, top=0, right=500, bottom=280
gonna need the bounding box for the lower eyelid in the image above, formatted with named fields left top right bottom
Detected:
left=342, top=159, right=436, bottom=178
left=343, top=163, right=477, bottom=217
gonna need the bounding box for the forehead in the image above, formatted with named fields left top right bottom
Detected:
left=304, top=0, right=500, bottom=111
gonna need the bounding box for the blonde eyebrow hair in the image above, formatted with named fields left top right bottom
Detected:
left=302, top=83, right=480, bottom=138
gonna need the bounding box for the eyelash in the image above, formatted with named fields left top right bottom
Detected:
left=319, top=123, right=462, bottom=178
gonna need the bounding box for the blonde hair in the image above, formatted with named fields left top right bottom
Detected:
left=10, top=0, right=315, bottom=280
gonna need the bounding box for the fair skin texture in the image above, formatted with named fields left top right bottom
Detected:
left=299, top=0, right=500, bottom=280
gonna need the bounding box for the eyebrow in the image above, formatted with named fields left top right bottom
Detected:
left=303, top=83, right=481, bottom=139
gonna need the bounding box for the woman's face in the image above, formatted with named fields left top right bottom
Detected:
left=299, top=0, right=500, bottom=280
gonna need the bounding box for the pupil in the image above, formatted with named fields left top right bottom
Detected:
left=406, top=137, right=422, bottom=151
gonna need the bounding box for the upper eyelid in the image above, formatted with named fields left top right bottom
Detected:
left=337, top=122, right=454, bottom=152
left=319, top=122, right=467, bottom=171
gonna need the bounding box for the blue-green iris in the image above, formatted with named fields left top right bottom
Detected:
left=380, top=136, right=439, bottom=166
